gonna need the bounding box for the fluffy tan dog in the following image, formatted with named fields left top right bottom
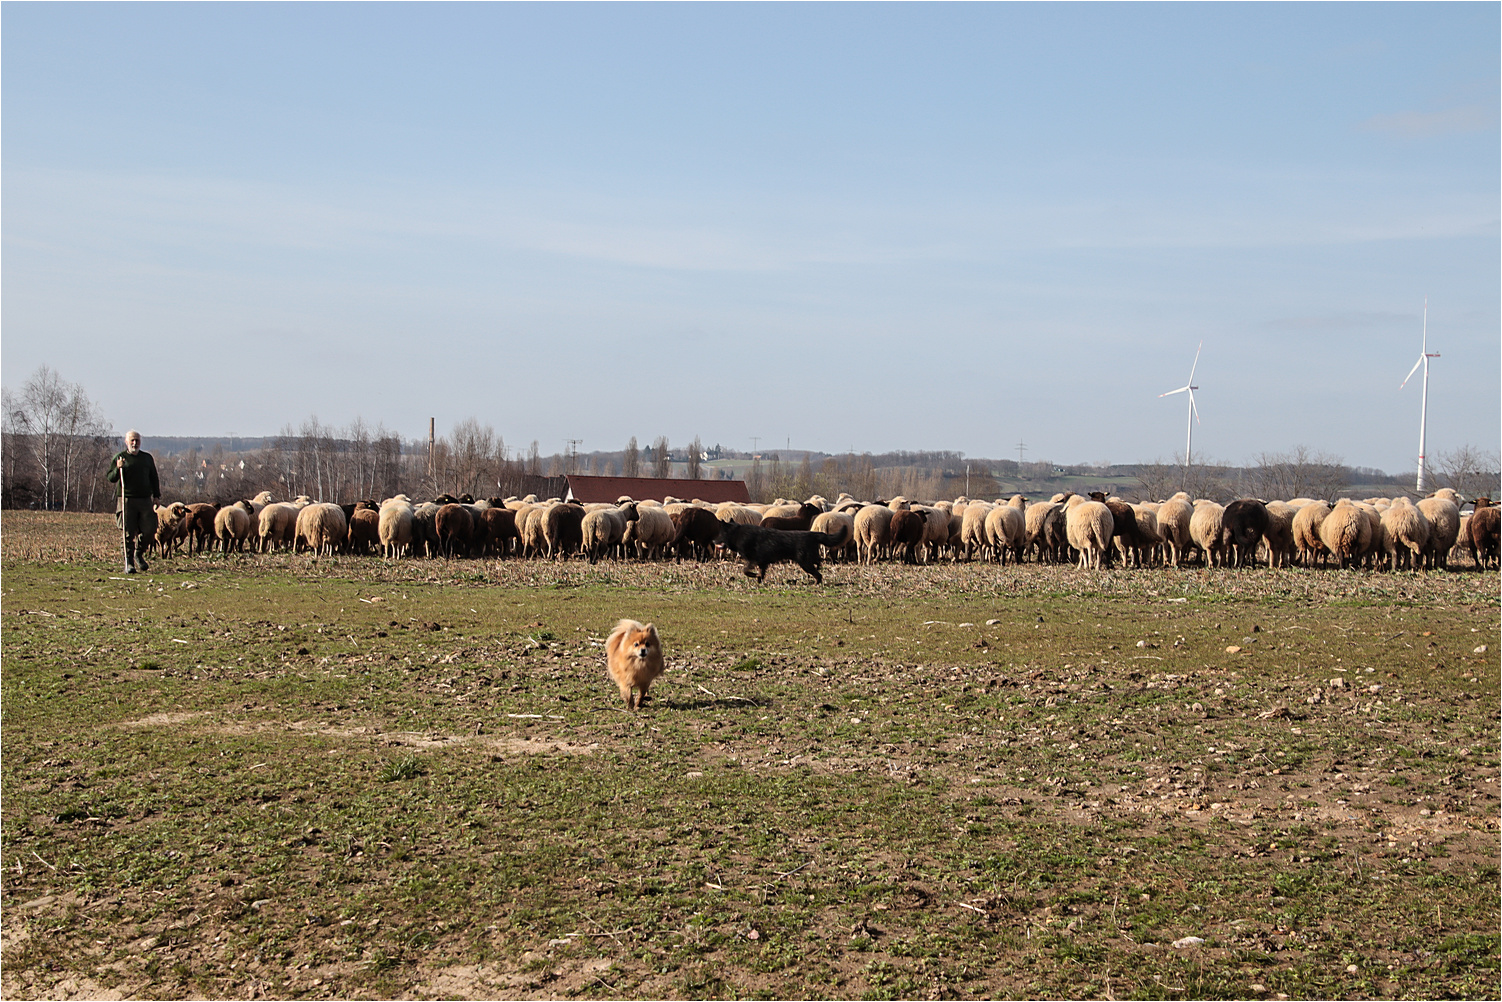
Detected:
left=605, top=619, right=665, bottom=709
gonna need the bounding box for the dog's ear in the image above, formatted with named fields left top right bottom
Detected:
left=644, top=623, right=657, bottom=639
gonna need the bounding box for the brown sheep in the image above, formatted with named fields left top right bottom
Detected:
left=480, top=507, right=519, bottom=557
left=435, top=503, right=477, bottom=557
left=671, top=506, right=722, bottom=562
left=1468, top=497, right=1500, bottom=569
left=348, top=507, right=382, bottom=555
left=184, top=503, right=220, bottom=554
left=1220, top=499, right=1271, bottom=568
left=889, top=508, right=929, bottom=564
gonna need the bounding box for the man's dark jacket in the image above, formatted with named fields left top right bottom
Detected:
left=107, top=451, right=161, bottom=500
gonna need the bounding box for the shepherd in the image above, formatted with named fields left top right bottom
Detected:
left=106, top=429, right=161, bottom=574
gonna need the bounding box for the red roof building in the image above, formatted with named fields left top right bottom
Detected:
left=563, top=475, right=750, bottom=505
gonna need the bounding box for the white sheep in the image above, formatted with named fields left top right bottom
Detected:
left=624, top=505, right=675, bottom=560
left=716, top=503, right=761, bottom=525
left=378, top=496, right=416, bottom=558
left=1290, top=501, right=1331, bottom=567
left=810, top=511, right=857, bottom=562
left=904, top=504, right=945, bottom=563
left=152, top=501, right=190, bottom=557
left=1188, top=500, right=1227, bottom=567
left=581, top=502, right=639, bottom=563
left=1064, top=495, right=1114, bottom=570
left=853, top=504, right=896, bottom=564
left=984, top=499, right=1026, bottom=565
left=960, top=501, right=995, bottom=562
left=1417, top=490, right=1462, bottom=569
left=213, top=501, right=255, bottom=554
left=1024, top=500, right=1066, bottom=563
left=258, top=498, right=310, bottom=552
left=1318, top=499, right=1371, bottom=569
left=1154, top=493, right=1195, bottom=567
left=517, top=503, right=551, bottom=559
left=295, top=502, right=348, bottom=557
left=1128, top=504, right=1164, bottom=567
left=1380, top=496, right=1430, bottom=571
left=1261, top=501, right=1299, bottom=568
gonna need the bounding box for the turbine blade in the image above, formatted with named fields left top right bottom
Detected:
left=1186, top=340, right=1203, bottom=383
left=1188, top=388, right=1201, bottom=425
left=1400, top=354, right=1423, bottom=390
left=1159, top=386, right=1189, bottom=398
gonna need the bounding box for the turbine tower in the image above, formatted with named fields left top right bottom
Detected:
left=1159, top=341, right=1203, bottom=476
left=1399, top=298, right=1440, bottom=493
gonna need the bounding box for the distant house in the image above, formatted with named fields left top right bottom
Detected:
left=563, top=475, right=750, bottom=505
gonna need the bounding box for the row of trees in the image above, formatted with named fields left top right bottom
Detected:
left=3, top=365, right=1496, bottom=510
left=1134, top=446, right=1499, bottom=506
left=2, top=367, right=115, bottom=511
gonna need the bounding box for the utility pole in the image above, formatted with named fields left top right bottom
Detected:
left=428, top=418, right=435, bottom=483
left=565, top=439, right=582, bottom=474
left=1016, top=439, right=1027, bottom=466
left=750, top=436, right=760, bottom=456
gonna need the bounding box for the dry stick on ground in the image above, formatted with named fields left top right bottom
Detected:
left=582, top=914, right=627, bottom=947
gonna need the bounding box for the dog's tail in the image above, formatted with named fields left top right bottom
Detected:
left=813, top=523, right=851, bottom=548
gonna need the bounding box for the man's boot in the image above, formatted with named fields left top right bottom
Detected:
left=124, top=538, right=137, bottom=574
left=134, top=540, right=150, bottom=573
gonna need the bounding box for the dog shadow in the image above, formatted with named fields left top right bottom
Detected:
left=656, top=695, right=773, bottom=711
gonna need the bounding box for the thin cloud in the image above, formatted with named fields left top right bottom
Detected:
left=1359, top=104, right=1496, bottom=138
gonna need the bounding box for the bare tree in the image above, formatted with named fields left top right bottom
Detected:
left=1134, top=461, right=1180, bottom=502
left=1432, top=445, right=1501, bottom=500
left=5, top=366, right=112, bottom=510
left=1248, top=446, right=1348, bottom=500
left=686, top=436, right=703, bottom=480
left=2, top=387, right=36, bottom=508
left=449, top=417, right=501, bottom=497
left=745, top=457, right=764, bottom=501
left=845, top=453, right=879, bottom=502
left=652, top=436, right=670, bottom=478
left=1141, top=454, right=1239, bottom=502
left=622, top=437, right=640, bottom=478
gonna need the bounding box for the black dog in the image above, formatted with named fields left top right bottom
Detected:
left=717, top=520, right=850, bottom=584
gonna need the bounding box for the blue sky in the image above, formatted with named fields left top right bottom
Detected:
left=4, top=3, right=1497, bottom=474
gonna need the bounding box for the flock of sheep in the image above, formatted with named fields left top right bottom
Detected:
left=144, top=486, right=1500, bottom=573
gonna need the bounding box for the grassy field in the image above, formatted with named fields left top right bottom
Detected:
left=2, top=512, right=1498, bottom=1000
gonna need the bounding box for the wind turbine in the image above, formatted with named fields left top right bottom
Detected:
left=1399, top=298, right=1440, bottom=493
left=1159, top=341, right=1203, bottom=475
